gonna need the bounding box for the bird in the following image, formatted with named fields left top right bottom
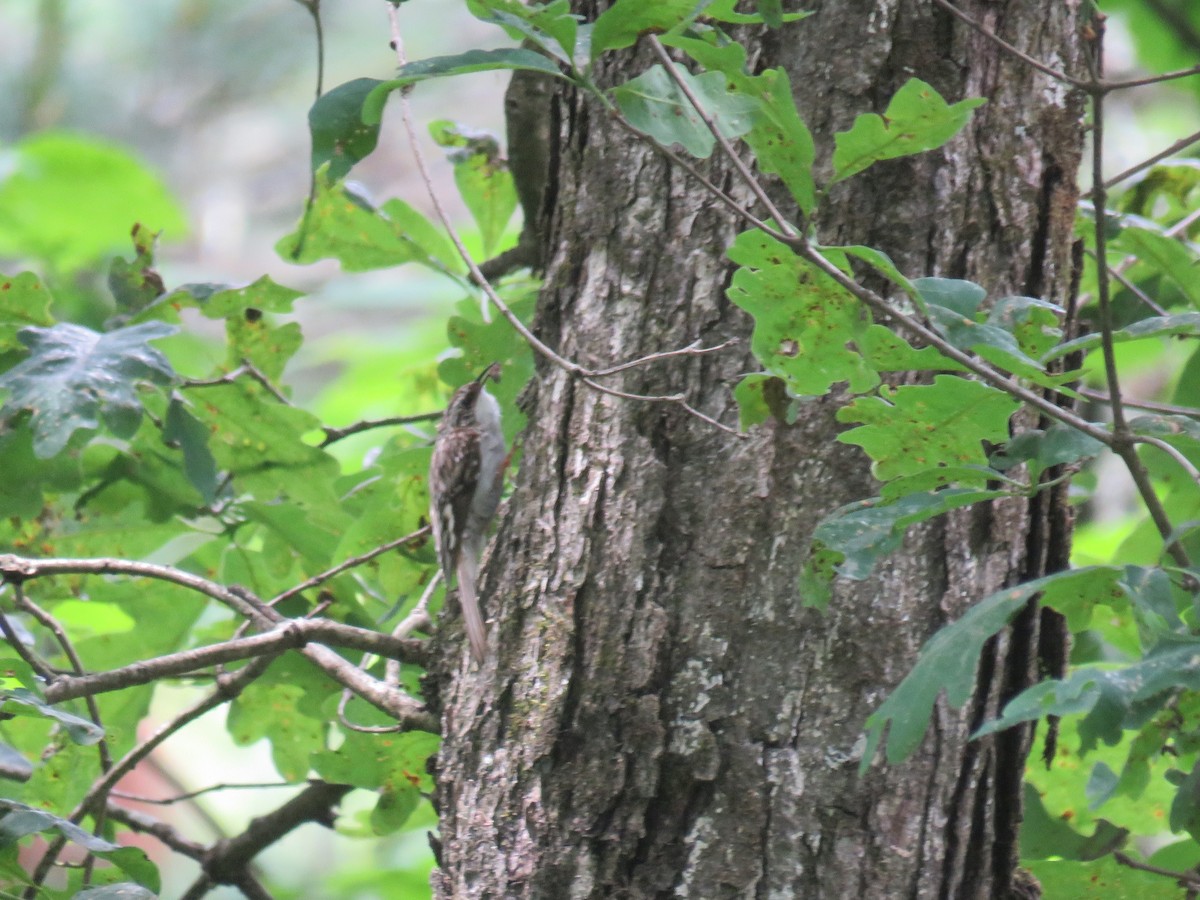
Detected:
left=428, top=363, right=505, bottom=664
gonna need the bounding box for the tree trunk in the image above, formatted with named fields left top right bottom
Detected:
left=433, top=1, right=1086, bottom=897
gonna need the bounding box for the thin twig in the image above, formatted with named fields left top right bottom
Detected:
left=105, top=802, right=208, bottom=860
left=320, top=411, right=441, bottom=446
left=1095, top=126, right=1200, bottom=194
left=112, top=781, right=295, bottom=806
left=0, top=554, right=270, bottom=625
left=1094, top=249, right=1170, bottom=316
left=42, top=620, right=426, bottom=705
left=647, top=36, right=797, bottom=237
left=1080, top=387, right=1200, bottom=420
left=183, top=360, right=292, bottom=405
left=0, top=553, right=435, bottom=725
left=1132, top=434, right=1200, bottom=486
left=0, top=588, right=56, bottom=682
left=15, top=586, right=110, bottom=890
left=590, top=338, right=741, bottom=377
left=1104, top=63, right=1200, bottom=91
left=1086, top=27, right=1192, bottom=569
left=930, top=0, right=1084, bottom=88
left=14, top=587, right=112, bottom=771
left=582, top=377, right=742, bottom=437
left=792, top=243, right=1114, bottom=445
left=1113, top=851, right=1200, bottom=891
left=383, top=6, right=742, bottom=437
left=70, top=656, right=274, bottom=826
left=609, top=113, right=789, bottom=242
left=267, top=525, right=430, bottom=607
left=386, top=569, right=439, bottom=686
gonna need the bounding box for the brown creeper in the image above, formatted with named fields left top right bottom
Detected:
left=429, top=364, right=505, bottom=663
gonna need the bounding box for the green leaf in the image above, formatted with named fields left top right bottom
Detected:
left=313, top=730, right=438, bottom=834
left=1113, top=224, right=1200, bottom=310
left=733, top=374, right=790, bottom=429
left=862, top=567, right=1120, bottom=769
left=466, top=0, right=581, bottom=65
left=362, top=49, right=566, bottom=125
left=836, top=376, right=1020, bottom=481
left=662, top=35, right=815, bottom=211
left=812, top=488, right=1007, bottom=581
left=613, top=64, right=759, bottom=159
left=727, top=229, right=878, bottom=396
left=107, top=224, right=165, bottom=314
left=0, top=321, right=178, bottom=457
left=0, top=690, right=103, bottom=744
left=1045, top=312, right=1200, bottom=362
left=189, top=382, right=340, bottom=509
left=310, top=78, right=384, bottom=180
left=147, top=276, right=303, bottom=324
left=225, top=315, right=302, bottom=384
left=0, top=132, right=186, bottom=272
left=755, top=0, right=783, bottom=27
left=228, top=656, right=334, bottom=780
left=701, top=0, right=812, bottom=24
left=831, top=78, right=986, bottom=184
left=990, top=423, right=1107, bottom=481
left=1021, top=782, right=1129, bottom=861
left=1026, top=855, right=1174, bottom=899
left=858, top=324, right=962, bottom=373
left=430, top=121, right=519, bottom=257
left=0, top=802, right=158, bottom=890
left=277, top=173, right=461, bottom=274
left=0, top=422, right=81, bottom=517
left=0, top=272, right=54, bottom=353
left=916, top=277, right=1056, bottom=383
left=738, top=68, right=815, bottom=213
left=988, top=295, right=1064, bottom=360
left=832, top=245, right=919, bottom=297
left=590, top=0, right=698, bottom=58
left=163, top=397, right=218, bottom=504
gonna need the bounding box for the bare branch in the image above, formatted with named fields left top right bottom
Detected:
left=1113, top=851, right=1200, bottom=891
left=320, top=411, right=441, bottom=446
left=0, top=589, right=56, bottom=682
left=386, top=568, right=439, bottom=686
left=71, top=656, right=275, bottom=827
left=183, top=359, right=292, bottom=405
left=1104, top=63, right=1200, bottom=91
left=105, top=801, right=208, bottom=860
left=112, top=781, right=294, bottom=806
left=42, top=620, right=427, bottom=704
left=198, top=780, right=353, bottom=891
left=582, top=377, right=743, bottom=438
left=0, top=554, right=270, bottom=625
left=1080, top=387, right=1200, bottom=420
left=589, top=339, right=741, bottom=378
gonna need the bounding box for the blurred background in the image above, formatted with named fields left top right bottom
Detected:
left=0, top=0, right=1197, bottom=897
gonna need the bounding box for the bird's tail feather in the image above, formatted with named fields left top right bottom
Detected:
left=456, top=547, right=487, bottom=664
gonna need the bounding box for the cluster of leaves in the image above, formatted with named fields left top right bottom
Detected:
left=1, top=0, right=1198, bottom=897
left=0, top=59, right=533, bottom=899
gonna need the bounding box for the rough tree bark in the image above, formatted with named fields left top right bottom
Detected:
left=432, top=1, right=1087, bottom=897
